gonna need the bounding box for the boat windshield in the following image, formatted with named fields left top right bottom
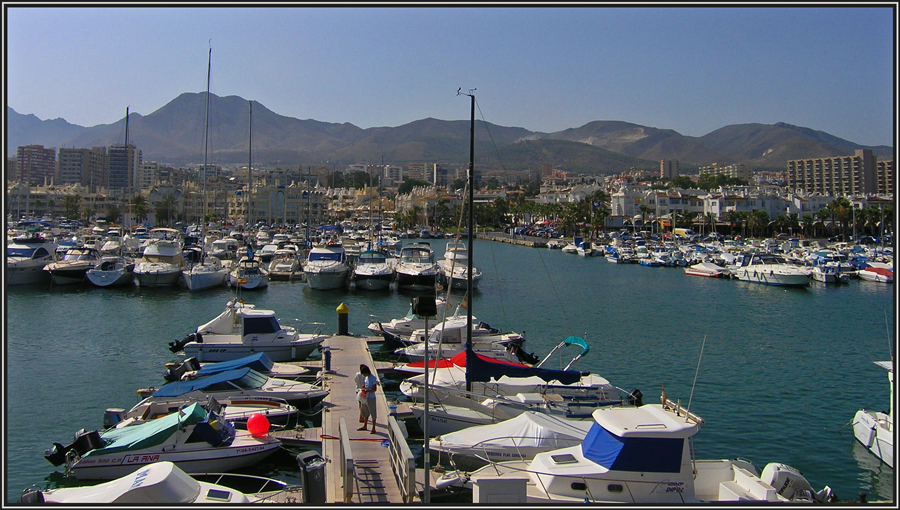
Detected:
left=232, top=370, right=269, bottom=390
left=401, top=248, right=432, bottom=263
left=243, top=315, right=281, bottom=335
left=359, top=252, right=386, bottom=263
left=63, top=249, right=96, bottom=261
left=7, top=246, right=40, bottom=257
left=309, top=251, right=344, bottom=262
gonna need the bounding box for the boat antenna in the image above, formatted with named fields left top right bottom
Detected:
left=685, top=335, right=706, bottom=422
left=886, top=310, right=894, bottom=362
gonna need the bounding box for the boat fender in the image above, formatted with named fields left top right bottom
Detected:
left=435, top=471, right=467, bottom=490
left=17, top=490, right=44, bottom=504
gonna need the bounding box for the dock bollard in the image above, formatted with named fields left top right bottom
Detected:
left=322, top=346, right=332, bottom=372
left=336, top=302, right=349, bottom=336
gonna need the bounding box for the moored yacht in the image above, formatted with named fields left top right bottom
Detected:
left=353, top=249, right=394, bottom=290
left=304, top=239, right=349, bottom=290
left=86, top=255, right=135, bottom=287
left=6, top=234, right=57, bottom=285
left=395, top=242, right=439, bottom=291
left=439, top=239, right=482, bottom=289
left=134, top=228, right=185, bottom=287
left=43, top=246, right=103, bottom=285
left=732, top=253, right=810, bottom=286
left=229, top=253, right=269, bottom=290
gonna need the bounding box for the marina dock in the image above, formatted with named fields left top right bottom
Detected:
left=317, top=335, right=419, bottom=503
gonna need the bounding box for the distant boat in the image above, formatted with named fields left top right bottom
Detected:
left=6, top=234, right=57, bottom=285
left=353, top=249, right=394, bottom=290
left=86, top=255, right=136, bottom=287
left=304, top=239, right=349, bottom=290
left=683, top=262, right=729, bottom=278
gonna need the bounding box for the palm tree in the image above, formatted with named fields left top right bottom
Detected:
left=801, top=214, right=814, bottom=238
left=639, top=204, right=651, bottom=232
left=64, top=194, right=82, bottom=220
left=746, top=209, right=770, bottom=238
left=830, top=197, right=852, bottom=239
left=131, top=195, right=149, bottom=225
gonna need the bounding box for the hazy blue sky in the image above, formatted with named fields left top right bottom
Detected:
left=6, top=6, right=896, bottom=146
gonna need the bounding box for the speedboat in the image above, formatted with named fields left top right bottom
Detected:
left=353, top=249, right=394, bottom=290
left=857, top=263, right=893, bottom=283
left=208, top=237, right=240, bottom=261
left=134, top=229, right=185, bottom=287
left=392, top=316, right=530, bottom=363
left=169, top=298, right=327, bottom=362
left=304, top=239, right=349, bottom=290
left=852, top=360, right=893, bottom=468
left=683, top=262, right=729, bottom=278
left=86, top=255, right=135, bottom=287
left=439, top=240, right=483, bottom=290
left=44, top=402, right=281, bottom=480
left=395, top=242, right=439, bottom=291
left=183, top=256, right=228, bottom=291
left=810, top=263, right=850, bottom=284
left=6, top=234, right=57, bottom=285
left=267, top=248, right=301, bottom=281
left=17, top=461, right=296, bottom=504
left=732, top=253, right=810, bottom=286
left=442, top=394, right=833, bottom=503
left=367, top=296, right=449, bottom=341
left=134, top=367, right=328, bottom=413
left=229, top=254, right=269, bottom=290
left=163, top=352, right=308, bottom=383
left=43, top=246, right=103, bottom=285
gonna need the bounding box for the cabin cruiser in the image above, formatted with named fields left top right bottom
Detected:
left=44, top=403, right=281, bottom=481
left=852, top=361, right=893, bottom=468
left=267, top=248, right=301, bottom=281
left=392, top=316, right=531, bottom=363
left=367, top=296, right=450, bottom=341
left=395, top=242, right=439, bottom=291
left=86, top=255, right=136, bottom=287
left=17, top=461, right=295, bottom=504
left=229, top=253, right=269, bottom=290
left=353, top=249, right=394, bottom=290
left=134, top=228, right=185, bottom=287
left=439, top=240, right=482, bottom=290
left=169, top=298, right=327, bottom=362
left=183, top=255, right=228, bottom=291
left=6, top=234, right=57, bottom=285
left=732, top=253, right=810, bottom=286
left=208, top=237, right=240, bottom=261
left=304, top=239, right=349, bottom=290
left=441, top=394, right=833, bottom=503
left=43, top=246, right=103, bottom=285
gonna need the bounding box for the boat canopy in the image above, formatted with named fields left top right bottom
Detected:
left=151, top=368, right=254, bottom=397
left=86, top=403, right=207, bottom=457
left=436, top=411, right=590, bottom=452
left=581, top=417, right=686, bottom=474
left=465, top=345, right=582, bottom=385
left=194, top=353, right=276, bottom=377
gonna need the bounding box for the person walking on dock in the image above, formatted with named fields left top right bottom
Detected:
left=355, top=364, right=378, bottom=434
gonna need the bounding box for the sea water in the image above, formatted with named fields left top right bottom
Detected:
left=5, top=239, right=895, bottom=502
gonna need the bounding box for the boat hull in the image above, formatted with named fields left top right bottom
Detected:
left=47, top=265, right=94, bottom=285
left=86, top=268, right=135, bottom=287
left=852, top=409, right=894, bottom=468
left=182, top=340, right=324, bottom=363
left=229, top=274, right=269, bottom=290
left=6, top=264, right=52, bottom=285
left=134, top=266, right=183, bottom=287
left=305, top=270, right=348, bottom=290
left=396, top=270, right=438, bottom=291
left=182, top=268, right=228, bottom=291
left=353, top=273, right=392, bottom=290
left=734, top=269, right=809, bottom=286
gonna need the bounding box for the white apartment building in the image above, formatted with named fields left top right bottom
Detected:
left=699, top=162, right=752, bottom=181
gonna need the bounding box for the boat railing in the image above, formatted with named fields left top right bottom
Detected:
left=338, top=417, right=355, bottom=503
left=191, top=471, right=300, bottom=503
left=387, top=414, right=416, bottom=502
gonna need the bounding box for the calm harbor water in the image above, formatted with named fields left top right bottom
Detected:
left=5, top=238, right=896, bottom=502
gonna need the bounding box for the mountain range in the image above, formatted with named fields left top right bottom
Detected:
left=7, top=92, right=893, bottom=174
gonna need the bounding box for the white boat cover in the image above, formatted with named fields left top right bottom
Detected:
left=433, top=411, right=590, bottom=451
left=45, top=461, right=201, bottom=503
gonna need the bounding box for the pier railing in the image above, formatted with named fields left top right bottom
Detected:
left=387, top=415, right=416, bottom=502
left=338, top=417, right=355, bottom=503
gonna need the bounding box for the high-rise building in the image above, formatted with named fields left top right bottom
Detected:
left=660, top=159, right=679, bottom=179
left=875, top=157, right=894, bottom=196
left=407, top=162, right=427, bottom=182
left=15, top=145, right=56, bottom=185
left=699, top=162, right=751, bottom=182
left=58, top=147, right=107, bottom=190
left=786, top=149, right=879, bottom=196
left=108, top=143, right=142, bottom=197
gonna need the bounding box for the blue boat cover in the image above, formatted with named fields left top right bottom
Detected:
left=581, top=421, right=683, bottom=473
left=151, top=368, right=252, bottom=398
left=85, top=403, right=207, bottom=457
left=193, top=352, right=275, bottom=377
left=465, top=345, right=581, bottom=385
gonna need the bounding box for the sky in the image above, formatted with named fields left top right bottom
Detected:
left=5, top=5, right=896, bottom=147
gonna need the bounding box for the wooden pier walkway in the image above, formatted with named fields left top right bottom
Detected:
left=318, top=335, right=416, bottom=503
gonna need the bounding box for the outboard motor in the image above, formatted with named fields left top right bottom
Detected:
left=509, top=343, right=540, bottom=365
left=627, top=388, right=643, bottom=407
left=44, top=429, right=104, bottom=467
left=760, top=463, right=834, bottom=502
left=168, top=332, right=201, bottom=353
left=163, top=357, right=200, bottom=381
left=17, top=490, right=45, bottom=504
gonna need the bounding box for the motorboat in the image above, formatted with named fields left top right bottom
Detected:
left=395, top=242, right=439, bottom=291
left=169, top=298, right=327, bottom=362
left=576, top=239, right=593, bottom=257
left=99, top=228, right=124, bottom=254
left=6, top=234, right=57, bottom=285
left=267, top=248, right=301, bottom=281
left=732, top=253, right=810, bottom=286
left=256, top=243, right=279, bottom=263
left=428, top=411, right=592, bottom=471
left=163, top=352, right=308, bottom=382
left=367, top=296, right=450, bottom=340
left=209, top=237, right=240, bottom=261
left=852, top=360, right=893, bottom=468
left=86, top=255, right=135, bottom=288
left=442, top=395, right=833, bottom=503
left=183, top=255, right=228, bottom=291
left=304, top=239, right=349, bottom=290
left=133, top=229, right=185, bottom=287
left=604, top=246, right=634, bottom=264
left=857, top=264, right=893, bottom=283
left=229, top=254, right=269, bottom=290
left=134, top=367, right=327, bottom=413
left=353, top=249, right=394, bottom=290
left=44, top=402, right=281, bottom=480
left=43, top=246, right=103, bottom=285
left=810, top=263, right=850, bottom=284
left=17, top=461, right=295, bottom=504
left=683, top=262, right=729, bottom=278
left=439, top=240, right=483, bottom=290
left=392, top=316, right=531, bottom=363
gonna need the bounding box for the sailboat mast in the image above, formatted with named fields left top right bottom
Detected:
left=124, top=106, right=129, bottom=227
left=203, top=46, right=211, bottom=225
left=247, top=101, right=252, bottom=227
left=465, top=90, right=475, bottom=393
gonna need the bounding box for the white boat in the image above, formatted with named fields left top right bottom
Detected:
left=6, top=234, right=56, bottom=285
left=353, top=249, right=394, bottom=290
left=732, top=253, right=810, bottom=286
left=44, top=403, right=281, bottom=481
left=576, top=239, right=593, bottom=257
left=183, top=256, right=228, bottom=291
left=445, top=396, right=833, bottom=503
left=857, top=264, right=893, bottom=283
left=367, top=296, right=450, bottom=340
left=86, top=255, right=135, bottom=287
left=209, top=237, right=240, bottom=261
left=133, top=228, right=185, bottom=287
left=18, top=461, right=294, bottom=504
left=428, top=410, right=592, bottom=470
left=395, top=242, right=439, bottom=291
left=43, top=246, right=103, bottom=285
left=852, top=360, right=893, bottom=468
left=99, top=227, right=125, bottom=254
left=392, top=316, right=529, bottom=363
left=304, top=240, right=349, bottom=290
left=169, top=298, right=327, bottom=362
left=229, top=255, right=269, bottom=290
left=439, top=240, right=483, bottom=290
left=267, top=248, right=301, bottom=281
left=683, top=262, right=729, bottom=278
left=810, top=264, right=850, bottom=284
left=163, top=352, right=309, bottom=383
left=256, top=243, right=279, bottom=263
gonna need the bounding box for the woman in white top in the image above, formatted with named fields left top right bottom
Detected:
left=355, top=364, right=378, bottom=434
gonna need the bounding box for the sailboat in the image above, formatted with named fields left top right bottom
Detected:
left=184, top=46, right=228, bottom=292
